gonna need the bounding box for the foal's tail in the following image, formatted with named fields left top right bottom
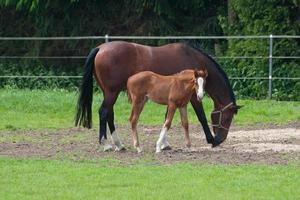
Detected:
left=75, top=48, right=99, bottom=128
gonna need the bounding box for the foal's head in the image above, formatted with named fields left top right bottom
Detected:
left=193, top=68, right=208, bottom=101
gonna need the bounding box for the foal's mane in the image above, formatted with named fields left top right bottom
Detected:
left=185, top=41, right=236, bottom=104
left=176, top=70, right=196, bottom=82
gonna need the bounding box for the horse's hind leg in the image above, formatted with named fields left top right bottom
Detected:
left=107, top=104, right=125, bottom=151
left=99, top=102, right=112, bottom=151
left=156, top=104, right=176, bottom=153
left=179, top=106, right=191, bottom=148
left=99, top=91, right=124, bottom=151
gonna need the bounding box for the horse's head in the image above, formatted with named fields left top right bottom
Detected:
left=193, top=68, right=208, bottom=101
left=211, top=103, right=242, bottom=147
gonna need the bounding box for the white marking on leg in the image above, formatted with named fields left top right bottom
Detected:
left=196, top=77, right=205, bottom=100
left=111, top=131, right=125, bottom=151
left=161, top=135, right=171, bottom=150
left=156, top=126, right=168, bottom=153
left=101, top=138, right=113, bottom=152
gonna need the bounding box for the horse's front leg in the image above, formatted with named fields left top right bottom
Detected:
left=179, top=106, right=191, bottom=148
left=161, top=107, right=171, bottom=150
left=156, top=104, right=176, bottom=153
left=130, top=108, right=141, bottom=153
left=129, top=98, right=146, bottom=153
left=190, top=94, right=214, bottom=144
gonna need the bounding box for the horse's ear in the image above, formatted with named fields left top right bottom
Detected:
left=231, top=104, right=243, bottom=114
left=231, top=104, right=243, bottom=110
left=236, top=105, right=243, bottom=109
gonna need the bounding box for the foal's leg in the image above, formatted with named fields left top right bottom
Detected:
left=162, top=106, right=171, bottom=149
left=179, top=106, right=191, bottom=148
left=130, top=98, right=146, bottom=153
left=156, top=104, right=176, bottom=153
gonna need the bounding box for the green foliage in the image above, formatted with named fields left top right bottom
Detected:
left=218, top=0, right=300, bottom=100
left=0, top=0, right=225, bottom=37
left=0, top=0, right=299, bottom=99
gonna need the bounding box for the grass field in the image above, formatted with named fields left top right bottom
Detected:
left=1, top=89, right=299, bottom=200
left=1, top=157, right=300, bottom=200
left=0, top=89, right=299, bottom=130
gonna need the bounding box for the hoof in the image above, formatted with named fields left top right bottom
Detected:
left=115, top=145, right=126, bottom=152
left=156, top=143, right=171, bottom=153
left=101, top=138, right=113, bottom=152
left=212, top=135, right=225, bottom=148
left=136, top=147, right=142, bottom=153
left=113, top=140, right=124, bottom=149
left=161, top=145, right=172, bottom=151
left=160, top=141, right=172, bottom=151
left=185, top=143, right=191, bottom=148
left=103, top=144, right=113, bottom=152
left=207, top=137, right=214, bottom=144
left=155, top=149, right=162, bottom=153
left=211, top=141, right=221, bottom=148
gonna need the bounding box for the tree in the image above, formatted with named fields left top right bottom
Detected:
left=219, top=0, right=300, bottom=100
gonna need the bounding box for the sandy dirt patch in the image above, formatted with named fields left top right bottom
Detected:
left=0, top=125, right=299, bottom=165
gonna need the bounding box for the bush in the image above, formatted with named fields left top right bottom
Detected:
left=0, top=61, right=82, bottom=90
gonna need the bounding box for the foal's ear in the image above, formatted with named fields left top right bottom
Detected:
left=194, top=68, right=198, bottom=78
left=198, top=68, right=208, bottom=78
left=202, top=68, right=208, bottom=78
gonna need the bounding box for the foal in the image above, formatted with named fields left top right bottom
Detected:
left=127, top=68, right=208, bottom=153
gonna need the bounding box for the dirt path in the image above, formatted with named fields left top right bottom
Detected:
left=0, top=125, right=299, bottom=165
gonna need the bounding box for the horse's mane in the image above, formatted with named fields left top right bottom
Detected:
left=185, top=41, right=236, bottom=104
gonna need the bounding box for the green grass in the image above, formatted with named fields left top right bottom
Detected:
left=0, top=157, right=299, bottom=200
left=1, top=90, right=299, bottom=199
left=0, top=89, right=299, bottom=130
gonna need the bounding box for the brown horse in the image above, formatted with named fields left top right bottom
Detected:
left=127, top=69, right=208, bottom=153
left=75, top=41, right=241, bottom=151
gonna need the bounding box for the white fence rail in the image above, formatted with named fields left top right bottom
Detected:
left=0, top=35, right=299, bottom=98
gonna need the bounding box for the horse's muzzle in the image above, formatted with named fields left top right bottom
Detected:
left=212, top=134, right=226, bottom=147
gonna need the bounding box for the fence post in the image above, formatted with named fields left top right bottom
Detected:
left=105, top=34, right=109, bottom=43
left=268, top=34, right=273, bottom=99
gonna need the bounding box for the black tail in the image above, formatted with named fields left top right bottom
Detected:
left=75, top=48, right=100, bottom=128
